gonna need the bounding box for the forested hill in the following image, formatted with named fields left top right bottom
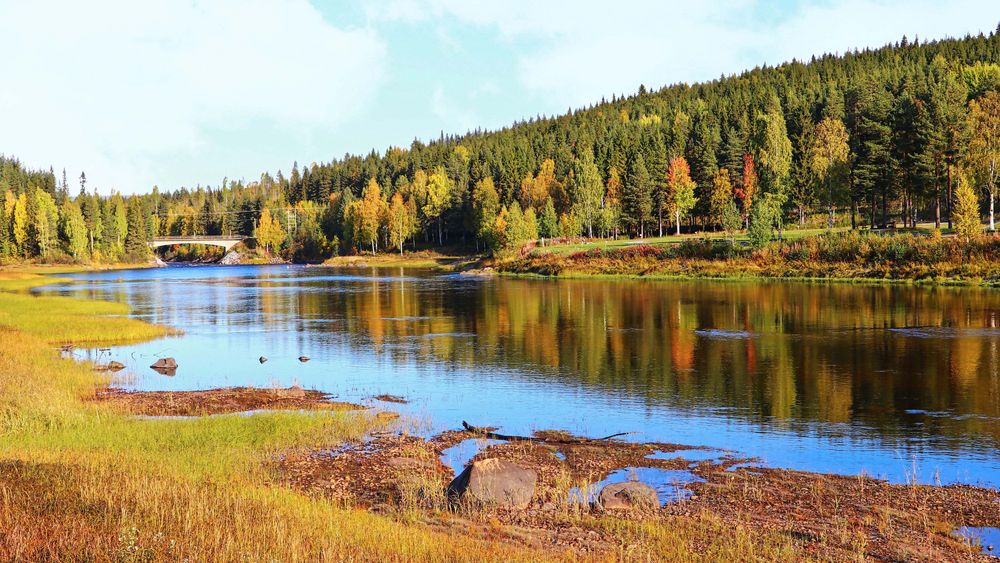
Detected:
left=2, top=27, right=1000, bottom=262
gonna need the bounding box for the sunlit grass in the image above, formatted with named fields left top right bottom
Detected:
left=0, top=269, right=561, bottom=560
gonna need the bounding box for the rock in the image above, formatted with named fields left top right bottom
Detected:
left=598, top=481, right=659, bottom=510
left=298, top=356, right=310, bottom=362
left=218, top=250, right=242, bottom=265
left=447, top=458, right=536, bottom=509
left=106, top=361, right=126, bottom=372
left=259, top=356, right=267, bottom=364
left=150, top=357, right=177, bottom=369
left=149, top=357, right=177, bottom=376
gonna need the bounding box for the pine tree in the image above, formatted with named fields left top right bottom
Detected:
left=123, top=197, right=150, bottom=260
left=623, top=153, right=652, bottom=237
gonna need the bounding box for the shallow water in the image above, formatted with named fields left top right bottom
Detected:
left=954, top=526, right=1000, bottom=555
left=569, top=468, right=704, bottom=506
left=40, top=265, right=1000, bottom=488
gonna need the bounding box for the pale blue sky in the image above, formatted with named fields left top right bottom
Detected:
left=0, top=0, right=997, bottom=194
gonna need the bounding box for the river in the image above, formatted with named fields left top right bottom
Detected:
left=38, top=265, right=1000, bottom=488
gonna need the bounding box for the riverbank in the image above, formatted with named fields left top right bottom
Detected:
left=493, top=231, right=1000, bottom=287
left=1, top=267, right=997, bottom=560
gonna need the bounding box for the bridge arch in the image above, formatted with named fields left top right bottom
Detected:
left=149, top=236, right=253, bottom=252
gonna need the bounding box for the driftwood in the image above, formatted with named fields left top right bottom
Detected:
left=461, top=421, right=635, bottom=444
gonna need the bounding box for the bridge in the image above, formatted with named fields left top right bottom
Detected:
left=149, top=236, right=252, bottom=252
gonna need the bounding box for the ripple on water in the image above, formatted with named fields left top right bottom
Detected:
left=889, top=327, right=1000, bottom=339
left=694, top=329, right=752, bottom=339
left=569, top=467, right=704, bottom=506
left=953, top=526, right=1000, bottom=556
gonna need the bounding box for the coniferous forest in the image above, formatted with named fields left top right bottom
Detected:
left=2, top=28, right=1000, bottom=263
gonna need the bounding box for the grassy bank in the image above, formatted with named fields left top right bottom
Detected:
left=0, top=268, right=551, bottom=560
left=497, top=231, right=1000, bottom=287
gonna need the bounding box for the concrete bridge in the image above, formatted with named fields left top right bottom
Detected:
left=149, top=236, right=252, bottom=252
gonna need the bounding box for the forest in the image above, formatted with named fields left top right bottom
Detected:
left=2, top=27, right=999, bottom=263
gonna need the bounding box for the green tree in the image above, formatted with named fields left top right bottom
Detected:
left=59, top=199, right=88, bottom=259
left=0, top=193, right=10, bottom=259
left=571, top=151, right=603, bottom=237
left=752, top=95, right=793, bottom=199
left=721, top=198, right=742, bottom=243
left=623, top=153, right=652, bottom=237
left=33, top=189, right=59, bottom=258
left=471, top=177, right=500, bottom=251
left=124, top=196, right=150, bottom=260
left=539, top=197, right=558, bottom=239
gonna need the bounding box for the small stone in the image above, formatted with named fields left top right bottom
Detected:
left=259, top=356, right=267, bottom=364
left=298, top=356, right=310, bottom=362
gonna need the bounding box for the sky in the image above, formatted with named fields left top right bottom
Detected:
left=0, top=1, right=997, bottom=195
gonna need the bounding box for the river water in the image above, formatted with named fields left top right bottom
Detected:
left=38, top=265, right=1000, bottom=488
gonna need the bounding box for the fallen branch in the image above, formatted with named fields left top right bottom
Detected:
left=461, top=421, right=635, bottom=444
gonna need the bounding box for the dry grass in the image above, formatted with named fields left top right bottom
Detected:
left=0, top=268, right=555, bottom=561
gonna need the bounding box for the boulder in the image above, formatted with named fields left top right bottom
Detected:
left=150, top=358, right=177, bottom=369
left=598, top=481, right=659, bottom=510
left=447, top=458, right=536, bottom=509
left=106, top=361, right=126, bottom=372
left=149, top=357, right=177, bottom=376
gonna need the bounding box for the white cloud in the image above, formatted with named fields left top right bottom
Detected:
left=370, top=0, right=997, bottom=109
left=0, top=0, right=386, bottom=193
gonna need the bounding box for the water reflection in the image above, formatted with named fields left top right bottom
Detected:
left=42, top=266, right=1000, bottom=487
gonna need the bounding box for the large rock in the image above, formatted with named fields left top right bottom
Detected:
left=598, top=481, right=659, bottom=510
left=447, top=458, right=536, bottom=509
left=149, top=357, right=177, bottom=375
left=150, top=357, right=177, bottom=369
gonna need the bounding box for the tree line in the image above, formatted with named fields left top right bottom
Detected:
left=2, top=27, right=999, bottom=263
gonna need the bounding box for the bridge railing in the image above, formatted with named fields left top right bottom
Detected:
left=151, top=235, right=251, bottom=241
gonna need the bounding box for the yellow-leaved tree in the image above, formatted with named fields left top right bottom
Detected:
left=952, top=171, right=981, bottom=243
left=254, top=208, right=285, bottom=254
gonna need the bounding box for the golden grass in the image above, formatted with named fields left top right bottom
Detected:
left=0, top=269, right=559, bottom=561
